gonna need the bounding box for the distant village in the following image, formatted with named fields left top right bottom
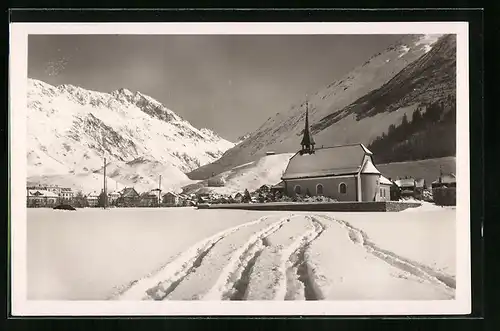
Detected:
left=27, top=101, right=456, bottom=209
left=26, top=169, right=456, bottom=209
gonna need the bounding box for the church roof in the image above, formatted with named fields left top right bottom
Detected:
left=282, top=144, right=374, bottom=180
left=361, top=157, right=381, bottom=175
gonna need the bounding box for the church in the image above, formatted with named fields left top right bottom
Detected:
left=281, top=101, right=390, bottom=202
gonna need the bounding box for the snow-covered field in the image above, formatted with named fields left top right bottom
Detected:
left=27, top=205, right=456, bottom=301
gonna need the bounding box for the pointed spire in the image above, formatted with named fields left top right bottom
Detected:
left=300, top=97, right=315, bottom=154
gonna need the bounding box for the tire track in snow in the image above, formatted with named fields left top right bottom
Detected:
left=319, top=215, right=456, bottom=292
left=286, top=216, right=326, bottom=301
left=166, top=216, right=289, bottom=300
left=201, top=217, right=290, bottom=300
left=111, top=216, right=272, bottom=300
left=236, top=215, right=325, bottom=301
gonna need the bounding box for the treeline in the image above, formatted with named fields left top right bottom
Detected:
left=368, top=97, right=456, bottom=164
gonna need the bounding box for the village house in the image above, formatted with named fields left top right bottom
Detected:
left=139, top=191, right=160, bottom=207
left=163, top=192, right=181, bottom=206
left=378, top=175, right=393, bottom=201
left=86, top=192, right=100, bottom=207
left=27, top=189, right=59, bottom=207
left=60, top=187, right=74, bottom=202
left=233, top=192, right=243, bottom=203
left=432, top=173, right=456, bottom=206
left=107, top=191, right=121, bottom=205
left=281, top=101, right=389, bottom=202
left=118, top=187, right=140, bottom=207
left=270, top=181, right=285, bottom=196
left=256, top=184, right=271, bottom=194
left=395, top=178, right=417, bottom=198
left=27, top=184, right=74, bottom=203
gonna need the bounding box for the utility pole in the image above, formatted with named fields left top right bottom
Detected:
left=158, top=175, right=162, bottom=207
left=103, top=158, right=107, bottom=209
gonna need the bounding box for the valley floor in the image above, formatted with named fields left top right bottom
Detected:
left=27, top=205, right=456, bottom=301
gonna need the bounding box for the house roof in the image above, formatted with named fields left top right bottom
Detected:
left=121, top=187, right=139, bottom=197
left=272, top=181, right=285, bottom=188
left=282, top=144, right=372, bottom=180
left=163, top=192, right=180, bottom=198
left=395, top=178, right=416, bottom=188
left=379, top=175, right=393, bottom=185
left=28, top=189, right=59, bottom=198
left=415, top=178, right=426, bottom=188
left=432, top=173, right=456, bottom=184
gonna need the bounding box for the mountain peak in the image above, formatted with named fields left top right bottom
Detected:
left=27, top=79, right=236, bottom=192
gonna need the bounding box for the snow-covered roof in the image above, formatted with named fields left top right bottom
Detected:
left=432, top=174, right=456, bottom=184
left=163, top=191, right=180, bottom=197
left=121, top=187, right=139, bottom=197
left=395, top=178, right=416, bottom=188
left=415, top=178, right=426, bottom=188
left=379, top=175, right=393, bottom=185
left=361, top=157, right=381, bottom=175
left=28, top=189, right=58, bottom=198
left=272, top=181, right=285, bottom=188
left=282, top=144, right=372, bottom=180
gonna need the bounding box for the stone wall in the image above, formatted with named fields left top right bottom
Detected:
left=198, top=201, right=421, bottom=212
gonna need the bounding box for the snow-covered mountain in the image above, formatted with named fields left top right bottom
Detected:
left=188, top=34, right=451, bottom=180
left=27, top=79, right=235, bottom=192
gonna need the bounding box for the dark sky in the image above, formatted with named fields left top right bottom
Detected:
left=28, top=34, right=403, bottom=141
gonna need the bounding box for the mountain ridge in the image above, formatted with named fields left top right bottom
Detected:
left=187, top=34, right=453, bottom=181
left=27, top=79, right=234, bottom=192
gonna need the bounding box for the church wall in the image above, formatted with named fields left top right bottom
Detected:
left=284, top=176, right=357, bottom=201
left=361, top=173, right=381, bottom=202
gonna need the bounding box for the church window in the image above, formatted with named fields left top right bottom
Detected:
left=316, top=184, right=324, bottom=195
left=294, top=185, right=302, bottom=195
left=339, top=183, right=347, bottom=194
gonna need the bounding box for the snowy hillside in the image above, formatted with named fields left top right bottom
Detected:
left=188, top=34, right=449, bottom=180
left=27, top=79, right=235, bottom=192
left=182, top=153, right=295, bottom=195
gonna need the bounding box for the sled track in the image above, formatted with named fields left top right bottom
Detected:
left=318, top=215, right=456, bottom=292
left=285, top=216, right=326, bottom=301
left=204, top=217, right=290, bottom=300
left=112, top=216, right=275, bottom=300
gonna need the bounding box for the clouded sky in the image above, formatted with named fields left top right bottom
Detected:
left=28, top=34, right=403, bottom=141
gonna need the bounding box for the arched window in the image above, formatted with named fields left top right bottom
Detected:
left=316, top=184, right=324, bottom=195
left=294, top=185, right=302, bottom=195
left=339, top=182, right=347, bottom=194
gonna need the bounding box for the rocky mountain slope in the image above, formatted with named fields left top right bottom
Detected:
left=188, top=34, right=452, bottom=180
left=27, top=79, right=235, bottom=192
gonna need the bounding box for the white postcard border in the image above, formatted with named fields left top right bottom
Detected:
left=9, top=21, right=471, bottom=316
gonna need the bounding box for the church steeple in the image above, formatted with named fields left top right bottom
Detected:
left=300, top=99, right=315, bottom=154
